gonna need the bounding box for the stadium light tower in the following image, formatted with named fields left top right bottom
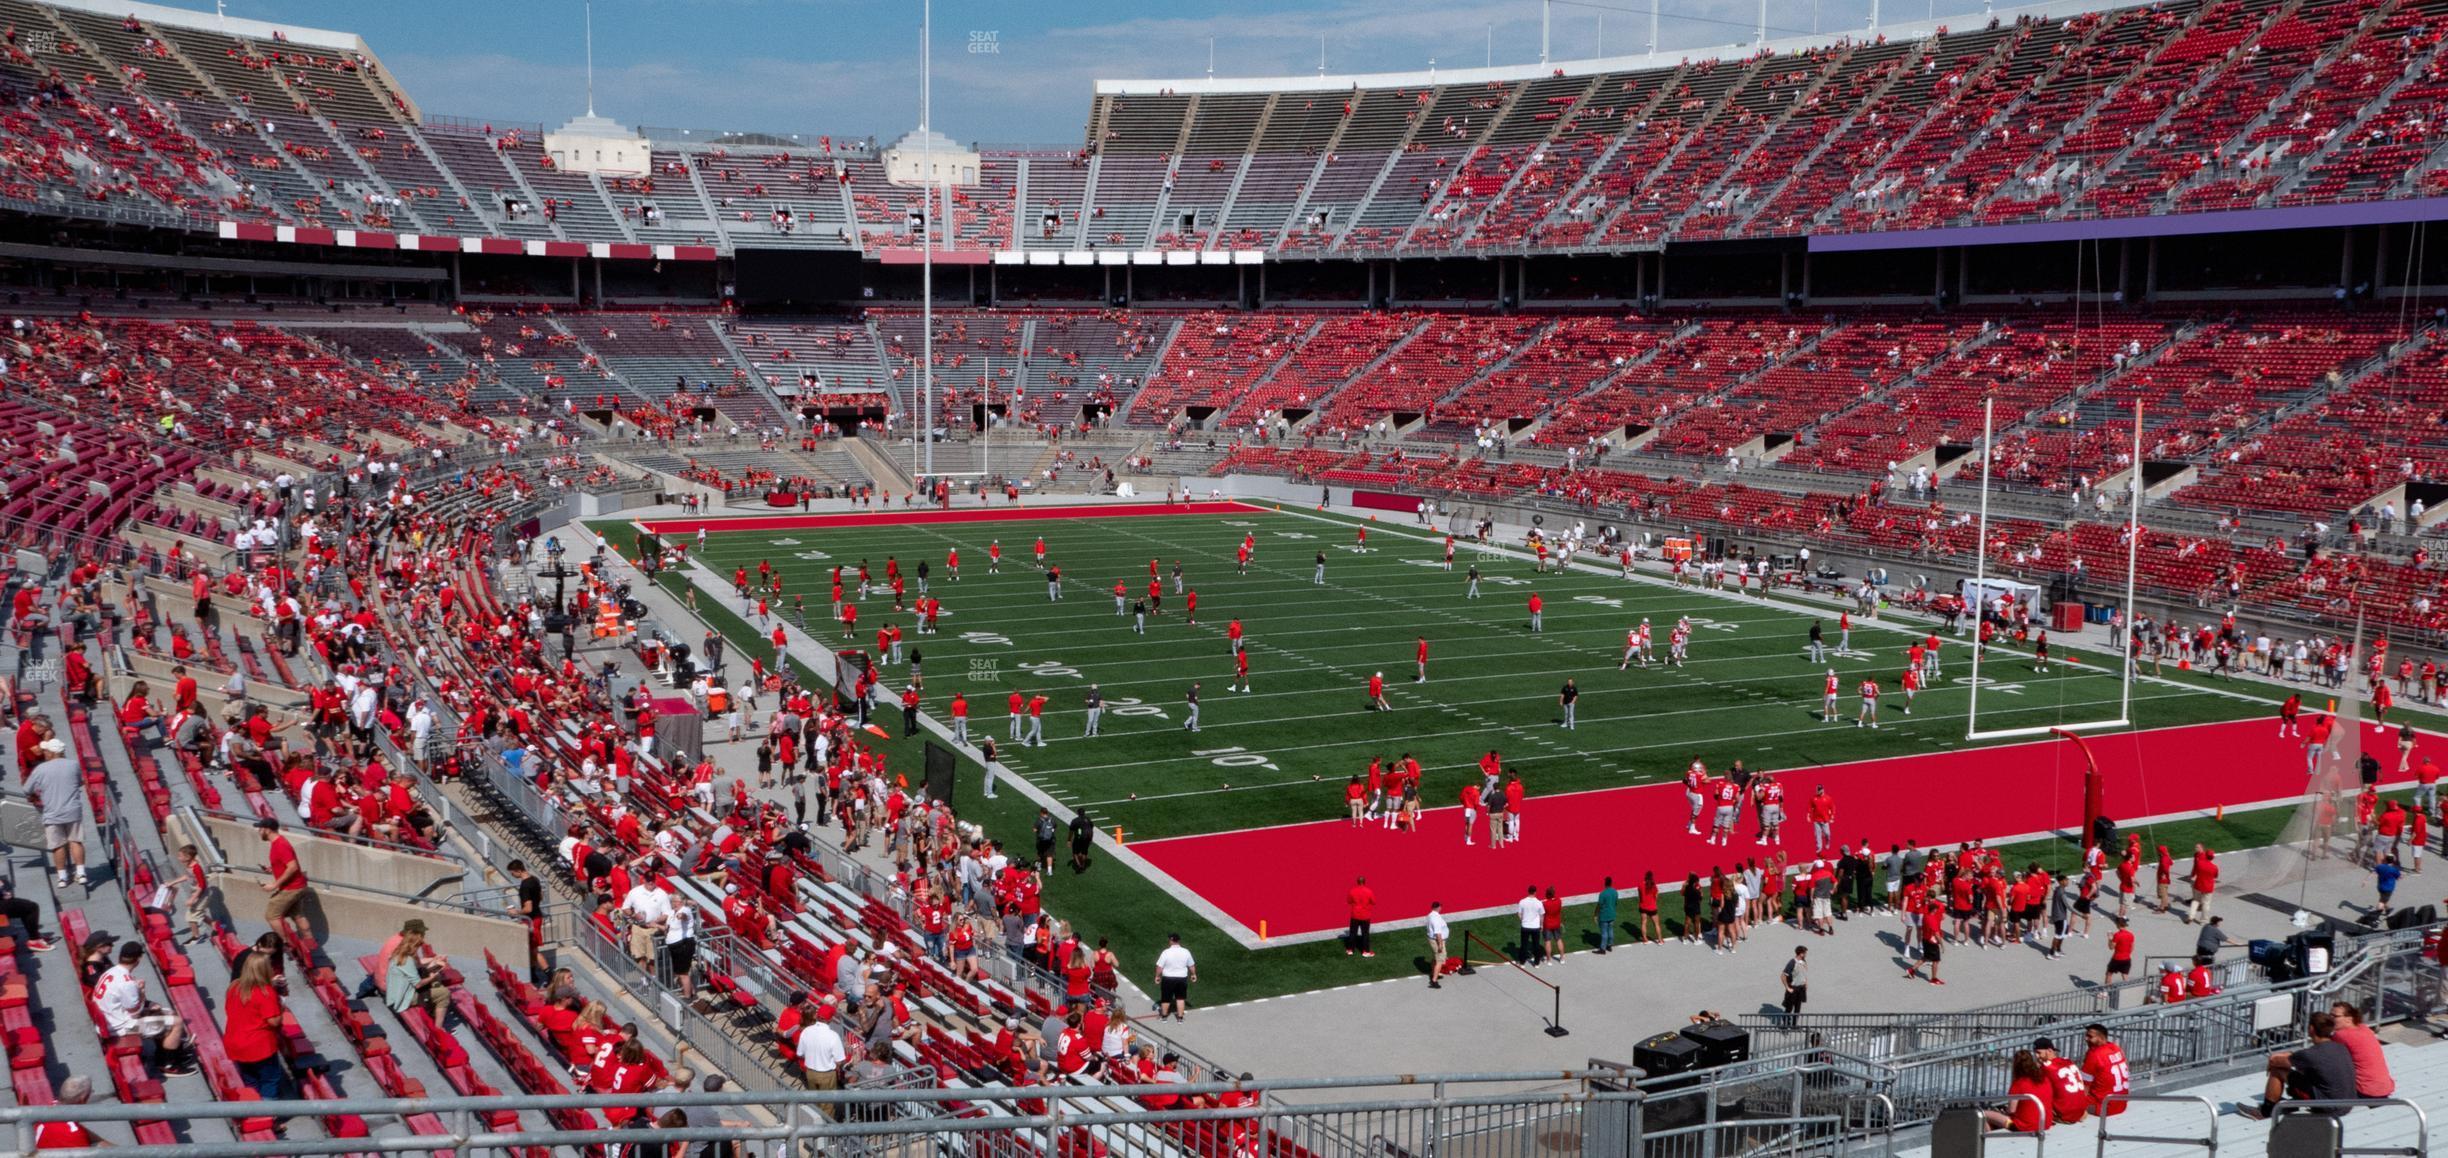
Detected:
left=583, top=0, right=596, bottom=118
left=918, top=0, right=934, bottom=477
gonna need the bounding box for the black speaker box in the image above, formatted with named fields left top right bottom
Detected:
left=1633, top=1030, right=1703, bottom=1078
left=1681, top=1021, right=1751, bottom=1068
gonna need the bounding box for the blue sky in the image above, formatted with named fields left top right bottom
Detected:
left=200, top=0, right=2026, bottom=145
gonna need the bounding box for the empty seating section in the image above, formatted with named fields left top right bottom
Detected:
left=874, top=308, right=1031, bottom=420
left=1431, top=316, right=1673, bottom=436
left=1018, top=152, right=1092, bottom=249
left=1152, top=155, right=1237, bottom=250
left=2275, top=0, right=2448, bottom=206
left=2077, top=0, right=2320, bottom=220
left=1641, top=50, right=1848, bottom=244
left=581, top=314, right=778, bottom=427
left=1133, top=311, right=1318, bottom=423
left=1965, top=8, right=2183, bottom=226
left=426, top=310, right=612, bottom=405
left=2177, top=335, right=2448, bottom=516
left=0, top=0, right=2444, bottom=251
left=1084, top=154, right=1166, bottom=249
left=2085, top=314, right=2392, bottom=457
left=502, top=139, right=630, bottom=242
left=1823, top=21, right=2068, bottom=232
left=1022, top=311, right=1166, bottom=420
left=419, top=125, right=558, bottom=239
left=1793, top=318, right=2172, bottom=480
left=1694, top=40, right=1916, bottom=240
left=1597, top=57, right=1757, bottom=244
left=1520, top=69, right=1673, bottom=249
left=732, top=316, right=892, bottom=403
left=1314, top=314, right=1542, bottom=430
left=950, top=153, right=1015, bottom=248
left=1651, top=316, right=1928, bottom=458
left=1532, top=317, right=1794, bottom=447
left=1220, top=312, right=1419, bottom=426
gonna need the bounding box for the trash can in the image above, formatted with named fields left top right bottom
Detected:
left=2053, top=602, right=2086, bottom=632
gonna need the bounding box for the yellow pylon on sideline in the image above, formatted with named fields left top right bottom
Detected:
left=2216, top=804, right=2225, bottom=821
left=1113, top=826, right=1125, bottom=846
left=1259, top=920, right=1268, bottom=942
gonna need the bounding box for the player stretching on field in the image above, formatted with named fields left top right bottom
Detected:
left=1415, top=637, right=1430, bottom=683
left=1857, top=677, right=1881, bottom=728
left=1821, top=670, right=1841, bottom=723
left=1443, top=534, right=1456, bottom=570
left=1231, top=649, right=1251, bottom=693
left=1668, top=619, right=1690, bottom=668
left=1366, top=671, right=1388, bottom=711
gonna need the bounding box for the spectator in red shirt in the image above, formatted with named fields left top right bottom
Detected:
left=258, top=817, right=310, bottom=925
left=222, top=950, right=290, bottom=1103
left=1979, top=1050, right=2053, bottom=1134
left=35, top=1076, right=99, bottom=1150
left=1345, top=876, right=1377, bottom=958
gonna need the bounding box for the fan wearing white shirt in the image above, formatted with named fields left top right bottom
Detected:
left=664, top=901, right=699, bottom=999
left=1515, top=887, right=1546, bottom=966
left=621, top=876, right=672, bottom=967
left=1425, top=902, right=1451, bottom=989
left=1152, top=933, right=1196, bottom=1022
left=795, top=1016, right=847, bottom=1105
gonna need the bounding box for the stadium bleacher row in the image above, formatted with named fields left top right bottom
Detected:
left=3, top=0, right=2447, bottom=256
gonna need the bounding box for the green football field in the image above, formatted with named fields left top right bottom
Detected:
left=660, top=504, right=2270, bottom=839
left=593, top=503, right=2442, bottom=1003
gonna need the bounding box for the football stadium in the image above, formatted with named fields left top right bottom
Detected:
left=0, top=0, right=2444, bottom=1153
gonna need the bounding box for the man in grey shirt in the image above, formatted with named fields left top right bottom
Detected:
left=2243, top=1011, right=2355, bottom=1119
left=1083, top=685, right=1103, bottom=737
left=2195, top=916, right=2236, bottom=960
left=25, top=738, right=86, bottom=887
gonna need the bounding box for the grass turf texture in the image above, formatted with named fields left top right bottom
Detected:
left=593, top=507, right=2442, bottom=1005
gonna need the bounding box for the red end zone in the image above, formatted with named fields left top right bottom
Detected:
left=635, top=501, right=1260, bottom=536
left=1134, top=717, right=2435, bottom=940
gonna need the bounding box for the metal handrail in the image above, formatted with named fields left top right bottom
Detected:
left=1941, top=1093, right=2050, bottom=1157
left=2272, top=1098, right=2432, bottom=1158
left=2094, top=1095, right=2219, bottom=1158
left=0, top=1067, right=1650, bottom=1147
